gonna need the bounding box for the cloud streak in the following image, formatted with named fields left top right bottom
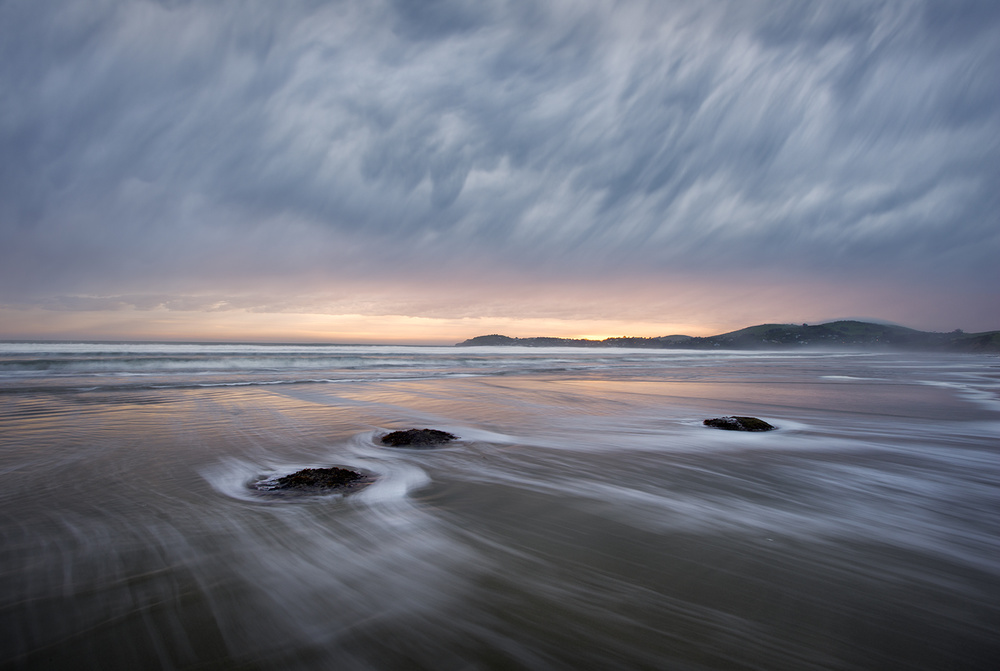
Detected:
left=1, top=0, right=998, bottom=339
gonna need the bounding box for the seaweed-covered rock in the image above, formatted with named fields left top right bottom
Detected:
left=703, top=416, right=775, bottom=432
left=380, top=428, right=457, bottom=447
left=257, top=466, right=371, bottom=493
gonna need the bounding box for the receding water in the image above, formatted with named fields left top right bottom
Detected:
left=1, top=344, right=998, bottom=669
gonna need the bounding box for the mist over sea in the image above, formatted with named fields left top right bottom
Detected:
left=1, top=343, right=998, bottom=670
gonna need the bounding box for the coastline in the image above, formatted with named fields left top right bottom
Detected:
left=456, top=320, right=1000, bottom=352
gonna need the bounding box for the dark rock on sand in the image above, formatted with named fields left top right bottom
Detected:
left=256, top=466, right=372, bottom=493
left=703, top=416, right=775, bottom=431
left=380, top=428, right=457, bottom=447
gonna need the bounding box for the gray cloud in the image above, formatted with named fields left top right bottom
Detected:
left=1, top=0, right=997, bottom=330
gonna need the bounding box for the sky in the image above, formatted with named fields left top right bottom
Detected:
left=1, top=0, right=998, bottom=344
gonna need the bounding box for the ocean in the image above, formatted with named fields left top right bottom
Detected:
left=1, top=343, right=998, bottom=670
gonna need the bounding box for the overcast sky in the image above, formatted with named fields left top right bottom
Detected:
left=1, top=0, right=998, bottom=342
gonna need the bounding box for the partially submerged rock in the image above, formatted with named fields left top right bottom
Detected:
left=379, top=428, right=457, bottom=448
left=254, top=466, right=373, bottom=494
left=703, top=416, right=775, bottom=432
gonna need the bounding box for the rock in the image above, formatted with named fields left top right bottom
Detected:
left=255, top=466, right=372, bottom=493
left=703, top=416, right=775, bottom=431
left=380, top=428, right=457, bottom=447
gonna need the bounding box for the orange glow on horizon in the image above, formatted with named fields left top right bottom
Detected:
left=0, top=306, right=721, bottom=344
left=4, top=276, right=973, bottom=344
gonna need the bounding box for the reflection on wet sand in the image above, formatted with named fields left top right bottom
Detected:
left=1, top=349, right=998, bottom=669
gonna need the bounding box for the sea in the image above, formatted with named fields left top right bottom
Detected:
left=1, top=342, right=998, bottom=670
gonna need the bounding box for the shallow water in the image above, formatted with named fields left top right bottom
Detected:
left=1, top=345, right=999, bottom=669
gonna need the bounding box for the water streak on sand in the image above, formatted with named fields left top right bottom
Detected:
left=1, top=344, right=998, bottom=669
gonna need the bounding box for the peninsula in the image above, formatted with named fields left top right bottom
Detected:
left=456, top=321, right=1000, bottom=352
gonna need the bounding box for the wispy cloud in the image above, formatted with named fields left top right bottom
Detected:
left=1, top=0, right=997, bottom=338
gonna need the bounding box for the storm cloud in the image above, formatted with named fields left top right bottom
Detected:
left=1, top=0, right=998, bottom=338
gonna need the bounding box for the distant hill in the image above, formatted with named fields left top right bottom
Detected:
left=456, top=321, right=1000, bottom=352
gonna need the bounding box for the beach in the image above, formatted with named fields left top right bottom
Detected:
left=1, top=344, right=999, bottom=669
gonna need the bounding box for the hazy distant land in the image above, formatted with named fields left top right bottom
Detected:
left=456, top=320, right=1000, bottom=352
